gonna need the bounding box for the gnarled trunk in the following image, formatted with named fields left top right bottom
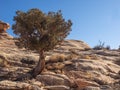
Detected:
left=32, top=50, right=45, bottom=77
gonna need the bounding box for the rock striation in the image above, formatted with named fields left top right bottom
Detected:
left=0, top=21, right=13, bottom=39
left=0, top=31, right=120, bottom=90
left=0, top=21, right=10, bottom=32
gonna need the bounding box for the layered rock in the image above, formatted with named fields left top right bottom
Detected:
left=0, top=30, right=120, bottom=90
left=0, top=21, right=10, bottom=32
left=0, top=21, right=13, bottom=39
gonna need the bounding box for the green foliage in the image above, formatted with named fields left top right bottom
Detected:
left=12, top=8, right=72, bottom=52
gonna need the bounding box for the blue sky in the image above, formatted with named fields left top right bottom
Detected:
left=0, top=0, right=120, bottom=49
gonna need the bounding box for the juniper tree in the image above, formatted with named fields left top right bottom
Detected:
left=12, top=8, right=72, bottom=77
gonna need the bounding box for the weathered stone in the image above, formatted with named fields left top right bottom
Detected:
left=0, top=80, right=44, bottom=90
left=83, top=86, right=101, bottom=90
left=0, top=32, right=13, bottom=39
left=32, top=81, right=42, bottom=87
left=100, top=85, right=113, bottom=90
left=0, top=21, right=10, bottom=32
left=59, top=40, right=91, bottom=50
left=36, top=75, right=64, bottom=86
left=44, top=85, right=70, bottom=90
left=36, top=73, right=72, bottom=87
left=74, top=79, right=99, bottom=89
left=108, top=73, right=120, bottom=79
left=52, top=62, right=65, bottom=69
left=0, top=21, right=13, bottom=40
left=63, top=61, right=73, bottom=65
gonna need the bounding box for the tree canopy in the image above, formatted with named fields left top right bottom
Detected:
left=12, top=8, right=72, bottom=52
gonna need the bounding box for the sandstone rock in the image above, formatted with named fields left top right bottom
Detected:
left=0, top=67, right=10, bottom=80
left=95, top=50, right=120, bottom=56
left=16, top=73, right=32, bottom=81
left=0, top=80, right=29, bottom=89
left=32, top=81, right=42, bottom=87
left=61, top=40, right=91, bottom=50
left=83, top=86, right=101, bottom=90
left=0, top=32, right=13, bottom=39
left=0, top=33, right=120, bottom=90
left=93, top=73, right=116, bottom=85
left=23, top=85, right=43, bottom=90
left=0, top=54, right=9, bottom=67
left=41, top=71, right=56, bottom=75
left=46, top=64, right=55, bottom=70
left=0, top=80, right=43, bottom=90
left=0, top=21, right=10, bottom=32
left=0, top=21, right=13, bottom=40
left=74, top=79, right=99, bottom=89
left=44, top=85, right=70, bottom=90
left=36, top=75, right=65, bottom=86
left=52, top=62, right=65, bottom=69
left=100, top=85, right=113, bottom=90
left=112, top=82, right=120, bottom=90
left=108, top=73, right=120, bottom=79
left=21, top=57, right=36, bottom=65
left=36, top=73, right=72, bottom=87
left=63, top=61, right=73, bottom=65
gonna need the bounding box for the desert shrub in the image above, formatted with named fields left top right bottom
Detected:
left=48, top=54, right=68, bottom=63
left=105, top=45, right=111, bottom=50
left=93, top=41, right=111, bottom=50
left=93, top=41, right=105, bottom=50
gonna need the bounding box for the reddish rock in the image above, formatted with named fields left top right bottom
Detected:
left=0, top=21, right=10, bottom=32
left=0, top=21, right=12, bottom=39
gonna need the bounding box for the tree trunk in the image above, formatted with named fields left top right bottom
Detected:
left=32, top=50, right=45, bottom=78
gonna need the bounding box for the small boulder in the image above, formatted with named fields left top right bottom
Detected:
left=36, top=73, right=72, bottom=87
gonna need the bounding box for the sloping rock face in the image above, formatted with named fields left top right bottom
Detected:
left=58, top=40, right=90, bottom=50
left=0, top=33, right=120, bottom=90
left=0, top=32, right=13, bottom=39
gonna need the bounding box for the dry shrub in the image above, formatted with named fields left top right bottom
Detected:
left=48, top=54, right=68, bottom=63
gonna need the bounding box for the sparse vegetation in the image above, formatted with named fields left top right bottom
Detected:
left=47, top=54, right=68, bottom=63
left=12, top=8, right=72, bottom=77
left=93, top=40, right=111, bottom=50
left=93, top=41, right=105, bottom=50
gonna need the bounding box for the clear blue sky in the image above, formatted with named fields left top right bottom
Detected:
left=0, top=0, right=120, bottom=49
